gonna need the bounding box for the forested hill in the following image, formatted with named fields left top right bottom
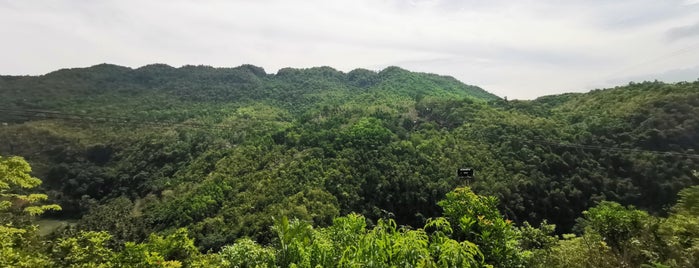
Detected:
left=1, top=64, right=698, bottom=267
left=0, top=63, right=497, bottom=114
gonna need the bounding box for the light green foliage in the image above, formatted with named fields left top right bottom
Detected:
left=580, top=202, right=650, bottom=255
left=145, top=228, right=199, bottom=264
left=537, top=188, right=699, bottom=268
left=47, top=228, right=198, bottom=267
left=0, top=155, right=59, bottom=267
left=325, top=213, right=366, bottom=251
left=518, top=220, right=558, bottom=267
left=577, top=201, right=656, bottom=267
left=518, top=220, right=557, bottom=251
left=438, top=187, right=526, bottom=267
left=307, top=229, right=336, bottom=267
left=52, top=231, right=115, bottom=268
left=270, top=216, right=341, bottom=267
left=338, top=218, right=432, bottom=267
left=223, top=212, right=487, bottom=267
left=0, top=225, right=27, bottom=264
left=0, top=225, right=53, bottom=267
left=424, top=217, right=484, bottom=267
left=536, top=233, right=617, bottom=268
left=219, top=238, right=276, bottom=268
left=0, top=155, right=41, bottom=190
left=114, top=228, right=197, bottom=267
left=0, top=155, right=61, bottom=220
left=652, top=185, right=699, bottom=267
left=270, top=188, right=340, bottom=227
left=673, top=185, right=699, bottom=216
left=656, top=214, right=699, bottom=267
left=273, top=216, right=314, bottom=267
left=341, top=117, right=394, bottom=148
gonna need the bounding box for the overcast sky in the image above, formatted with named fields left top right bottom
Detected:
left=1, top=0, right=699, bottom=99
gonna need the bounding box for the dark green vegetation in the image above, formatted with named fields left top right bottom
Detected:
left=1, top=64, right=698, bottom=267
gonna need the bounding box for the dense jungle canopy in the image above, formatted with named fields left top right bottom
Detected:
left=1, top=64, right=698, bottom=267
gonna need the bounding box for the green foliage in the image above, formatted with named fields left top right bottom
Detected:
left=270, top=188, right=340, bottom=227
left=340, top=117, right=394, bottom=148
left=268, top=213, right=486, bottom=267
left=651, top=185, right=699, bottom=267
left=424, top=217, right=484, bottom=267
left=272, top=216, right=313, bottom=267
left=536, top=188, right=699, bottom=268
left=0, top=225, right=53, bottom=267
left=1, top=155, right=61, bottom=221
left=77, top=196, right=146, bottom=244
left=219, top=238, right=276, bottom=268
left=576, top=201, right=659, bottom=267
left=579, top=201, right=650, bottom=253
left=518, top=220, right=557, bottom=251
left=438, top=187, right=526, bottom=267
left=673, top=185, right=699, bottom=216
left=52, top=231, right=115, bottom=267
left=4, top=66, right=698, bottom=240
left=535, top=233, right=617, bottom=268
left=655, top=213, right=699, bottom=267
left=114, top=228, right=198, bottom=267
left=0, top=155, right=59, bottom=267
left=1, top=65, right=699, bottom=267
left=44, top=228, right=199, bottom=267
left=0, top=155, right=42, bottom=190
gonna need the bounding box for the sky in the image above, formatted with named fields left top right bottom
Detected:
left=1, top=0, right=699, bottom=99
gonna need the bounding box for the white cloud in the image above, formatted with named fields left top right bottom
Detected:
left=1, top=0, right=698, bottom=99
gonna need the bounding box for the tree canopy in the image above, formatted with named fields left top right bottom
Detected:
left=0, top=64, right=697, bottom=267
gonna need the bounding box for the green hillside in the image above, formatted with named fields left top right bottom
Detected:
left=1, top=64, right=698, bottom=267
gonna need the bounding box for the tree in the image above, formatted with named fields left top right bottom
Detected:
left=579, top=202, right=649, bottom=253
left=438, top=187, right=527, bottom=267
left=114, top=228, right=199, bottom=267
left=672, top=185, right=699, bottom=216
left=51, top=231, right=115, bottom=268
left=218, top=238, right=275, bottom=268
left=0, top=155, right=61, bottom=267
left=1, top=155, right=61, bottom=222
left=654, top=185, right=699, bottom=267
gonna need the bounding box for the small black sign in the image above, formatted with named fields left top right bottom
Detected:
left=458, top=168, right=474, bottom=179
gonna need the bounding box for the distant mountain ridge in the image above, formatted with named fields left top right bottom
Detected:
left=0, top=63, right=499, bottom=113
